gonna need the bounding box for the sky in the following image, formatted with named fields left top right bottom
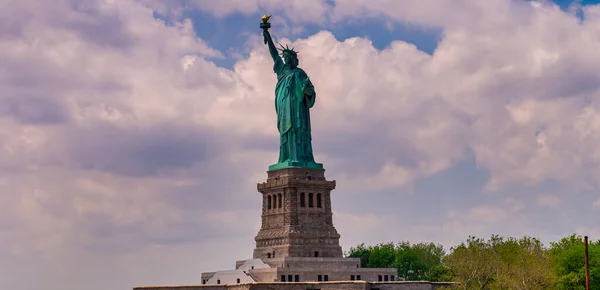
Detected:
left=2, top=0, right=600, bottom=289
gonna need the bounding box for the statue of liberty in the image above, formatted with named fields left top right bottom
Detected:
left=261, top=15, right=323, bottom=171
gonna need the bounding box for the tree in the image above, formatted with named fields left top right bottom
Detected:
left=346, top=242, right=397, bottom=269
left=396, top=241, right=447, bottom=281
left=347, top=243, right=371, bottom=268
left=444, top=236, right=499, bottom=289
left=549, top=234, right=600, bottom=290
left=494, top=236, right=555, bottom=289
left=427, top=265, right=454, bottom=282
left=367, top=242, right=396, bottom=268
left=444, top=235, right=555, bottom=289
left=347, top=234, right=600, bottom=289
left=347, top=241, right=447, bottom=282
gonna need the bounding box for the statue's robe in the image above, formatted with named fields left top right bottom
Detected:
left=273, top=59, right=316, bottom=165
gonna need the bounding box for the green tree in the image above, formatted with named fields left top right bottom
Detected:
left=348, top=234, right=600, bottom=289
left=549, top=234, right=600, bottom=290
left=396, top=241, right=447, bottom=281
left=494, top=236, right=555, bottom=289
left=444, top=235, right=555, bottom=289
left=427, top=265, right=454, bottom=282
left=347, top=241, right=447, bottom=282
left=347, top=243, right=371, bottom=268
left=444, top=236, right=499, bottom=289
left=367, top=242, right=396, bottom=268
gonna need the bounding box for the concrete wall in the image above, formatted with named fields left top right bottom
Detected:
left=134, top=281, right=456, bottom=290
left=263, top=257, right=361, bottom=269
left=247, top=268, right=277, bottom=283
left=239, top=257, right=396, bottom=283
left=263, top=268, right=397, bottom=283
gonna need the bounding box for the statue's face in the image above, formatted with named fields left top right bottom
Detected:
left=283, top=53, right=298, bottom=67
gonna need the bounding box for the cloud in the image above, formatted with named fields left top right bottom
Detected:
left=3, top=0, right=600, bottom=290
left=188, top=0, right=332, bottom=24
left=62, top=123, right=220, bottom=177
left=181, top=0, right=534, bottom=31
left=228, top=2, right=600, bottom=191
left=537, top=195, right=561, bottom=208
left=0, top=1, right=259, bottom=289
left=330, top=0, right=536, bottom=30
left=231, top=32, right=471, bottom=189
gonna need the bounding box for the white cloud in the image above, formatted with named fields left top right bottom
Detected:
left=441, top=200, right=531, bottom=247
left=537, top=195, right=561, bottom=208
left=184, top=0, right=535, bottom=31
left=448, top=204, right=510, bottom=225
left=575, top=227, right=600, bottom=241
left=331, top=0, right=532, bottom=30
left=188, top=0, right=332, bottom=24
left=0, top=1, right=259, bottom=288
left=225, top=3, right=600, bottom=191
left=333, top=211, right=451, bottom=251
left=3, top=0, right=600, bottom=290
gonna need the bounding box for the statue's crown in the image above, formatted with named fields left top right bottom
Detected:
left=277, top=43, right=298, bottom=56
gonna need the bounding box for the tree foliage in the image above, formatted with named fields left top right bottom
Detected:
left=347, top=243, right=371, bottom=268
left=549, top=234, right=600, bottom=290
left=349, top=234, right=598, bottom=290
left=346, top=241, right=447, bottom=281
left=444, top=235, right=555, bottom=289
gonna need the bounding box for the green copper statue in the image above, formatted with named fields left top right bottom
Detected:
left=261, top=15, right=323, bottom=171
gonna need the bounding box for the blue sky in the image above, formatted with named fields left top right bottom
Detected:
left=189, top=9, right=442, bottom=69
left=554, top=0, right=600, bottom=8
left=191, top=0, right=600, bottom=68
left=3, top=0, right=600, bottom=290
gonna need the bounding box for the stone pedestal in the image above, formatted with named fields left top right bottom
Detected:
left=193, top=167, right=400, bottom=285
left=253, top=168, right=342, bottom=259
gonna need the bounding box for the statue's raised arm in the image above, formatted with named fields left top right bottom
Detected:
left=259, top=15, right=323, bottom=171
left=260, top=15, right=284, bottom=70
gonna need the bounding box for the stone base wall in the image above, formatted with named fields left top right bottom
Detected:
left=253, top=244, right=343, bottom=260
left=134, top=281, right=457, bottom=290
left=247, top=265, right=396, bottom=283
left=262, top=257, right=361, bottom=269
left=254, top=168, right=342, bottom=260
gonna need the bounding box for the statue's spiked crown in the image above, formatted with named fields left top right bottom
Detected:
left=277, top=43, right=298, bottom=57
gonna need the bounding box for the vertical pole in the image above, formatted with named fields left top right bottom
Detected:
left=585, top=236, right=590, bottom=290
